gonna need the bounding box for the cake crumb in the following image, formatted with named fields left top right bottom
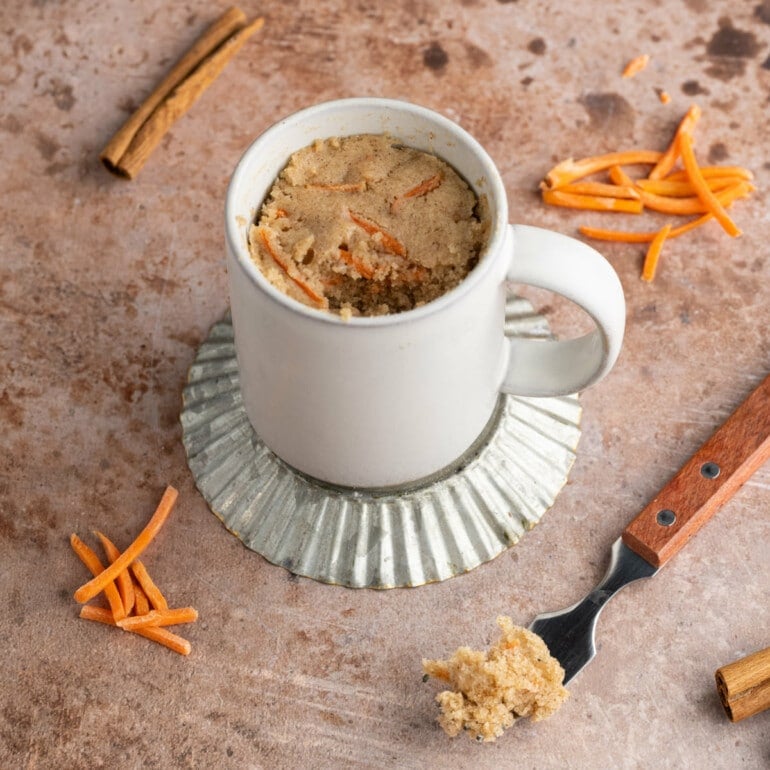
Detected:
left=422, top=616, right=568, bottom=743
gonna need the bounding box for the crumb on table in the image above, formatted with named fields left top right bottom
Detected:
left=422, top=616, right=569, bottom=742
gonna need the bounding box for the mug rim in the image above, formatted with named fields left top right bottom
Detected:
left=225, top=97, right=509, bottom=328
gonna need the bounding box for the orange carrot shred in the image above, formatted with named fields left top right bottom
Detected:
left=131, top=559, right=168, bottom=611
left=349, top=211, right=407, bottom=256
left=74, top=486, right=178, bottom=604
left=338, top=248, right=375, bottom=279
left=579, top=213, right=714, bottom=243
left=658, top=90, right=671, bottom=104
left=622, top=54, right=650, bottom=78
left=640, top=181, right=753, bottom=216
left=642, top=223, right=672, bottom=282
left=665, top=166, right=753, bottom=182
left=391, top=174, right=442, bottom=212
left=70, top=534, right=126, bottom=621
left=678, top=130, right=741, bottom=236
left=636, top=176, right=741, bottom=197
left=542, top=151, right=662, bottom=189
left=117, top=607, right=198, bottom=631
left=80, top=606, right=191, bottom=656
left=541, top=189, right=644, bottom=213
left=648, top=103, right=701, bottom=180
left=95, top=531, right=135, bottom=616
left=133, top=581, right=151, bottom=615
left=561, top=181, right=641, bottom=200
left=257, top=227, right=326, bottom=306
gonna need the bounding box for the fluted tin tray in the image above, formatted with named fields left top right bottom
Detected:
left=181, top=294, right=581, bottom=588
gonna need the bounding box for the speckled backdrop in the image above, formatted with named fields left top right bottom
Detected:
left=1, top=1, right=769, bottom=768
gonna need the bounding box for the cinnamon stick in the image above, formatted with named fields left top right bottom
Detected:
left=715, top=645, right=770, bottom=722
left=100, top=7, right=264, bottom=179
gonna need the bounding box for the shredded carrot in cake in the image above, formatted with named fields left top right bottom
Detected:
left=257, top=226, right=326, bottom=306
left=539, top=103, right=753, bottom=282
left=622, top=54, right=650, bottom=78
left=338, top=248, right=375, bottom=279
left=349, top=211, right=407, bottom=257
left=391, top=174, right=442, bottom=212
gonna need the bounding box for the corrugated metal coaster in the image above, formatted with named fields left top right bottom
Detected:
left=181, top=294, right=581, bottom=588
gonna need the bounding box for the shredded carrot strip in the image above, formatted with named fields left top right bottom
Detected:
left=678, top=130, right=741, bottom=236
left=80, top=606, right=191, bottom=656
left=305, top=182, right=366, bottom=192
left=622, top=54, right=650, bottom=78
left=117, top=607, right=198, bottom=631
left=665, top=166, right=753, bottom=182
left=640, top=181, right=752, bottom=216
left=131, top=559, right=168, bottom=611
left=542, top=151, right=662, bottom=189
left=338, top=248, right=375, bottom=279
left=607, top=165, right=752, bottom=213
left=579, top=213, right=714, bottom=243
left=133, top=581, right=151, bottom=615
left=642, top=223, right=672, bottom=282
left=561, top=181, right=640, bottom=199
left=274, top=208, right=288, bottom=218
left=70, top=534, right=126, bottom=620
left=648, top=104, right=701, bottom=180
left=74, top=486, right=178, bottom=604
left=658, top=90, right=671, bottom=104
left=391, top=174, right=442, bottom=212
left=541, top=189, right=644, bottom=213
left=95, top=531, right=135, bottom=616
left=608, top=165, right=635, bottom=187
left=402, top=173, right=442, bottom=199
left=636, top=176, right=741, bottom=197
left=349, top=211, right=406, bottom=256
left=257, top=227, right=326, bottom=306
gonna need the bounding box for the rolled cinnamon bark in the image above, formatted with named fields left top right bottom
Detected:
left=100, top=7, right=263, bottom=179
left=715, top=645, right=770, bottom=722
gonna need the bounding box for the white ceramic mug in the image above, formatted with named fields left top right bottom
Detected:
left=226, top=98, right=625, bottom=489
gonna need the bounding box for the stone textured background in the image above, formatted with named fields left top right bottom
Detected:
left=1, top=1, right=768, bottom=767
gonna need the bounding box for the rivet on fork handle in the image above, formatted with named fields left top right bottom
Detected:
left=622, top=373, right=770, bottom=568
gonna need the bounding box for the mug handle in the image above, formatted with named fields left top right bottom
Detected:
left=503, top=224, right=626, bottom=397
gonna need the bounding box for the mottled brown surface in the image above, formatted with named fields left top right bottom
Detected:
left=1, top=1, right=768, bottom=768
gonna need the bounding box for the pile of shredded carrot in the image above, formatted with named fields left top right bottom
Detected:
left=540, top=104, right=755, bottom=281
left=70, top=485, right=197, bottom=655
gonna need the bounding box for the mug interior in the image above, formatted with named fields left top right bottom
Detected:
left=225, top=97, right=508, bottom=326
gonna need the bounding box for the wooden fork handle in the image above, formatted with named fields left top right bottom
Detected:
left=622, top=373, right=770, bottom=568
